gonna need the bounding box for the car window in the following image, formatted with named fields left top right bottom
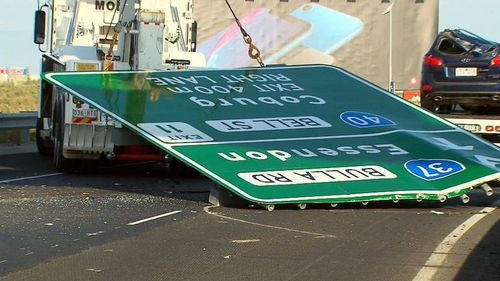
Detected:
left=437, top=38, right=468, bottom=54
left=437, top=30, right=497, bottom=55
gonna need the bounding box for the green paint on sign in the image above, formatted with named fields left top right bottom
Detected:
left=42, top=65, right=500, bottom=204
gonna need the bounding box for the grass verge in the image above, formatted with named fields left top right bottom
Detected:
left=0, top=80, right=39, bottom=113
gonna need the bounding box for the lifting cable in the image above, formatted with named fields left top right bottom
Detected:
left=103, top=0, right=128, bottom=71
left=224, top=0, right=265, bottom=67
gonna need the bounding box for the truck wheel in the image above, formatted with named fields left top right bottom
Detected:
left=36, top=118, right=53, bottom=156
left=53, top=98, right=78, bottom=172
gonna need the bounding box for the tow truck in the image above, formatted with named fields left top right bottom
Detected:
left=34, top=0, right=205, bottom=171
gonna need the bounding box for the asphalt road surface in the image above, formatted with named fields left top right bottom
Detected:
left=0, top=144, right=498, bottom=281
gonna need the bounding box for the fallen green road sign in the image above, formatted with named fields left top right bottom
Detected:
left=42, top=65, right=500, bottom=205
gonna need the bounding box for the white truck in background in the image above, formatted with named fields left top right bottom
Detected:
left=34, top=0, right=206, bottom=171
left=443, top=115, right=500, bottom=146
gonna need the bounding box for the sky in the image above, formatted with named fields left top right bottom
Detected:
left=0, top=0, right=499, bottom=76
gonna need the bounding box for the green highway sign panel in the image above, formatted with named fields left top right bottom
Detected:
left=42, top=65, right=500, bottom=204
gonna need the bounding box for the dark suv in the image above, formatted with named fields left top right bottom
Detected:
left=420, top=29, right=500, bottom=114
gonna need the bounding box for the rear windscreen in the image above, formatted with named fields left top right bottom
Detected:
left=437, top=30, right=496, bottom=55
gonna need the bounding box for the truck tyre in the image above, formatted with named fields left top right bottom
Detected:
left=53, top=97, right=78, bottom=172
left=36, top=117, right=52, bottom=156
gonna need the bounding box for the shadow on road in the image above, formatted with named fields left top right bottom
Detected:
left=0, top=151, right=213, bottom=204
left=1, top=151, right=499, bottom=209
left=453, top=220, right=500, bottom=281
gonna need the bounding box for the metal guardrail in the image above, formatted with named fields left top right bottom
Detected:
left=0, top=112, right=37, bottom=145
left=0, top=112, right=37, bottom=130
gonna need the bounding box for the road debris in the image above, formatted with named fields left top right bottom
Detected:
left=87, top=268, right=102, bottom=273
left=86, top=230, right=106, bottom=237
left=231, top=239, right=260, bottom=244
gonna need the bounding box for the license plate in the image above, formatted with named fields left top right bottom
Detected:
left=72, top=108, right=98, bottom=118
left=455, top=67, right=477, bottom=76
left=456, top=123, right=481, bottom=132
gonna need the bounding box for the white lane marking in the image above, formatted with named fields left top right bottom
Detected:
left=232, top=239, right=261, bottom=243
left=0, top=173, right=63, bottom=184
left=204, top=206, right=335, bottom=238
left=412, top=207, right=496, bottom=281
left=0, top=260, right=7, bottom=264
left=127, top=210, right=182, bottom=226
